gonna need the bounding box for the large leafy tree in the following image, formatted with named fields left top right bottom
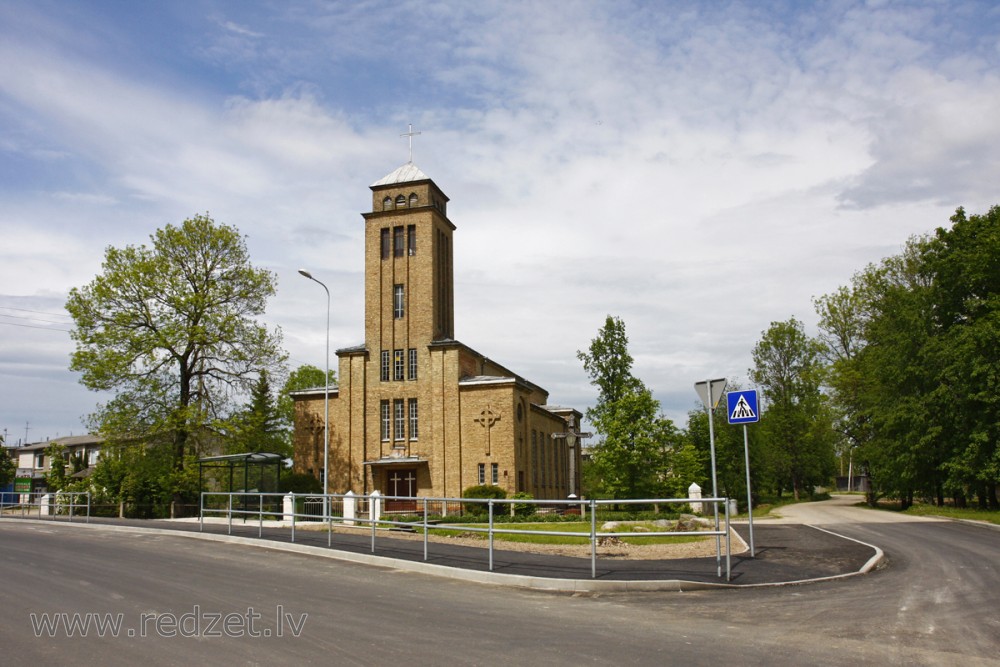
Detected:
left=66, top=214, right=286, bottom=473
left=814, top=283, right=873, bottom=496
left=750, top=318, right=836, bottom=499
left=814, top=207, right=1000, bottom=508
left=925, top=207, right=1000, bottom=507
left=849, top=239, right=941, bottom=507
left=577, top=316, right=684, bottom=499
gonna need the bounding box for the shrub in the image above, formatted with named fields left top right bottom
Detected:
left=511, top=491, right=534, bottom=517
left=461, top=484, right=507, bottom=515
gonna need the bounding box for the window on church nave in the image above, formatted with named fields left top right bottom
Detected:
left=532, top=431, right=538, bottom=486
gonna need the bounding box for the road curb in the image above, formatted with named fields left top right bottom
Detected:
left=0, top=517, right=880, bottom=593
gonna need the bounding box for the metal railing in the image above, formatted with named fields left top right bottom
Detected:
left=199, top=491, right=734, bottom=580
left=0, top=491, right=91, bottom=522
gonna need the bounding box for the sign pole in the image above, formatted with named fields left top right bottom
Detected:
left=695, top=378, right=727, bottom=578
left=726, top=389, right=760, bottom=559
left=707, top=384, right=721, bottom=577
left=743, top=423, right=755, bottom=557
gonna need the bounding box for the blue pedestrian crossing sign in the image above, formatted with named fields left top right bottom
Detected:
left=727, top=390, right=759, bottom=425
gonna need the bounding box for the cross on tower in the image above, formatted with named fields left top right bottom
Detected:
left=475, top=406, right=501, bottom=455
left=400, top=123, right=421, bottom=163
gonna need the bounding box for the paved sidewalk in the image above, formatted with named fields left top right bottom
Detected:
left=2, top=513, right=881, bottom=591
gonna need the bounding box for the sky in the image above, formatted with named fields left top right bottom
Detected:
left=2, top=0, right=999, bottom=445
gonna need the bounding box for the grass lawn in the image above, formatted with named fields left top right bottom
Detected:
left=420, top=521, right=708, bottom=546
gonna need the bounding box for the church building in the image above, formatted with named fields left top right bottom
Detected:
left=292, top=160, right=584, bottom=503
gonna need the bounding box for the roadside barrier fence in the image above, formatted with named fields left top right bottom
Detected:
left=199, top=491, right=734, bottom=580
left=0, top=491, right=91, bottom=522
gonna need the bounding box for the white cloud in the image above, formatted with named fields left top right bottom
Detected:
left=2, top=0, right=999, bottom=438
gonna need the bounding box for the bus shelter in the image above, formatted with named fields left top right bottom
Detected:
left=197, top=452, right=284, bottom=515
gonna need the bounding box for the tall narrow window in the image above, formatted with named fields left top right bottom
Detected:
left=394, top=399, right=405, bottom=441
left=393, top=349, right=404, bottom=381
left=407, top=224, right=416, bottom=256
left=478, top=463, right=486, bottom=485
left=393, top=226, right=404, bottom=257
left=408, top=399, right=419, bottom=440
left=382, top=196, right=393, bottom=211
left=393, top=284, right=404, bottom=318
left=380, top=401, right=390, bottom=441
left=555, top=444, right=561, bottom=489
left=408, top=192, right=418, bottom=207
left=380, top=350, right=390, bottom=382
left=540, top=434, right=547, bottom=487
left=531, top=431, right=538, bottom=486
left=491, top=463, right=499, bottom=485
left=380, top=228, right=390, bottom=259
left=408, top=348, right=417, bottom=379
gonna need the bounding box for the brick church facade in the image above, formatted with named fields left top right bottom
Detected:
left=292, top=161, right=583, bottom=501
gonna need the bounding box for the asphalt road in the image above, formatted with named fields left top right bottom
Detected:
left=1, top=497, right=997, bottom=666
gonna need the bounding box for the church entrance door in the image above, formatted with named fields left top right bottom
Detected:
left=385, top=468, right=418, bottom=512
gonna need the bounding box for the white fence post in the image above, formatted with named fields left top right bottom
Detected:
left=344, top=490, right=356, bottom=526
left=688, top=483, right=703, bottom=514
left=369, top=490, right=381, bottom=524
left=283, top=493, right=295, bottom=522
left=40, top=493, right=51, bottom=516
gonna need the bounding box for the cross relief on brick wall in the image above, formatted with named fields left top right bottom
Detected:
left=475, top=406, right=501, bottom=455
left=307, top=414, right=324, bottom=463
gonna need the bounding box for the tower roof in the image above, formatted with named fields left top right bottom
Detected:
left=371, top=162, right=430, bottom=188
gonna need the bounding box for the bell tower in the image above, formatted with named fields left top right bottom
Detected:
left=362, top=163, right=455, bottom=373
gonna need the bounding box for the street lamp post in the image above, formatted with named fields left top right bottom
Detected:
left=298, top=270, right=330, bottom=518
left=553, top=416, right=591, bottom=499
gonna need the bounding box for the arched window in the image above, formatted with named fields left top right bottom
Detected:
left=383, top=196, right=393, bottom=211
left=395, top=194, right=406, bottom=208
left=408, top=192, right=418, bottom=207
